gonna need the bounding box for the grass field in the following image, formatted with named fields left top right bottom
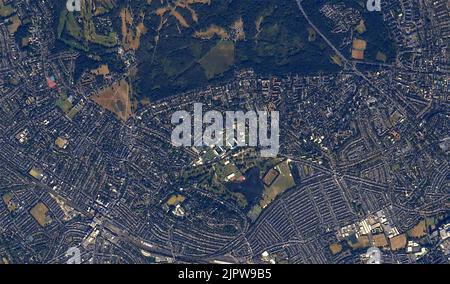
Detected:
left=0, top=4, right=13, bottom=17
left=91, top=79, right=132, bottom=122
left=56, top=94, right=73, bottom=114
left=65, top=12, right=82, bottom=39
left=57, top=0, right=117, bottom=49
left=94, top=0, right=115, bottom=15
left=199, top=41, right=235, bottom=79
left=257, top=160, right=295, bottom=210
left=67, top=101, right=84, bottom=119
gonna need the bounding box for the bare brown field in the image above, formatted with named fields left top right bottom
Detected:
left=30, top=202, right=52, bottom=227
left=120, top=8, right=147, bottom=50
left=7, top=15, right=21, bottom=34
left=156, top=7, right=170, bottom=16
left=352, top=39, right=367, bottom=60
left=353, top=39, right=367, bottom=50
left=356, top=20, right=366, bottom=34
left=373, top=234, right=388, bottom=247
left=351, top=49, right=364, bottom=60
left=348, top=235, right=370, bottom=249
left=166, top=194, right=186, bottom=206
left=170, top=9, right=189, bottom=28
left=195, top=24, right=229, bottom=40
left=2, top=193, right=17, bottom=212
left=255, top=16, right=263, bottom=40
left=155, top=0, right=211, bottom=31
left=407, top=220, right=427, bottom=238
left=329, top=243, right=342, bottom=255
left=231, top=18, right=245, bottom=41
left=390, top=234, right=407, bottom=251
left=91, top=64, right=110, bottom=76
left=91, top=79, right=132, bottom=122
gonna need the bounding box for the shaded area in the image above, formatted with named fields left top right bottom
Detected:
left=225, top=167, right=264, bottom=207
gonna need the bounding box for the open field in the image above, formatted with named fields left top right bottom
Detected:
left=91, top=64, right=110, bottom=76
left=356, top=19, right=366, bottom=34
left=198, top=41, right=234, bottom=79
left=329, top=243, right=342, bottom=254
left=0, top=3, right=13, bottom=17
left=351, top=39, right=367, bottom=60
left=195, top=24, right=229, bottom=40
left=171, top=9, right=189, bottom=28
left=348, top=235, right=370, bottom=249
left=262, top=168, right=279, bottom=186
left=7, top=15, right=21, bottom=34
left=231, top=18, right=245, bottom=41
left=166, top=194, right=186, bottom=206
left=65, top=12, right=82, bottom=39
left=353, top=39, right=367, bottom=50
left=91, top=79, right=132, bottom=122
left=2, top=193, right=17, bottom=212
left=94, top=0, right=116, bottom=15
left=56, top=94, right=73, bottom=114
left=30, top=202, right=52, bottom=227
left=407, top=220, right=427, bottom=238
left=390, top=234, right=407, bottom=251
left=29, top=167, right=43, bottom=180
left=55, top=137, right=69, bottom=149
left=57, top=0, right=117, bottom=49
left=120, top=8, right=147, bottom=50
left=155, top=0, right=211, bottom=32
left=373, top=234, right=388, bottom=247
left=258, top=160, right=295, bottom=209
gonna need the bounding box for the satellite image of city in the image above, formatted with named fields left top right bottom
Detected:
left=0, top=0, right=449, bottom=267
